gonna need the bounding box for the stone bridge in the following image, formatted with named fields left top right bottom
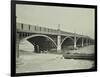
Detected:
left=16, top=23, right=94, bottom=57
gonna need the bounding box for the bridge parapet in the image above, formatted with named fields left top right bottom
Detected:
left=16, top=23, right=93, bottom=40
left=17, top=23, right=79, bottom=37
left=17, top=23, right=59, bottom=35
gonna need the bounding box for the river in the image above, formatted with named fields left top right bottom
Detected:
left=16, top=40, right=94, bottom=73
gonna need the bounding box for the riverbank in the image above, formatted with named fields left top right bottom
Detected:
left=16, top=45, right=94, bottom=73
left=16, top=54, right=94, bottom=73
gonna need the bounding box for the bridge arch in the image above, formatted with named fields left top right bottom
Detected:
left=61, top=36, right=74, bottom=50
left=61, top=36, right=74, bottom=46
left=23, top=34, right=57, bottom=47
left=76, top=37, right=83, bottom=47
left=76, top=37, right=83, bottom=42
left=20, top=34, right=57, bottom=53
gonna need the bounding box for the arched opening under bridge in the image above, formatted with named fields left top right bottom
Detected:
left=61, top=37, right=74, bottom=51
left=76, top=37, right=83, bottom=47
left=25, top=34, right=57, bottom=53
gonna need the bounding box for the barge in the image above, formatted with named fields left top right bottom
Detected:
left=63, top=52, right=94, bottom=60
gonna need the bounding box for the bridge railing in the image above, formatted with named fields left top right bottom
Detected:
left=16, top=23, right=90, bottom=38
left=17, top=23, right=58, bottom=35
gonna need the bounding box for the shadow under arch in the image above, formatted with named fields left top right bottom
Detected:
left=21, top=34, right=57, bottom=53
left=76, top=37, right=91, bottom=47
left=76, top=37, right=83, bottom=47
left=23, top=34, right=57, bottom=47
left=61, top=36, right=74, bottom=46
left=61, top=36, right=74, bottom=50
left=76, top=37, right=84, bottom=43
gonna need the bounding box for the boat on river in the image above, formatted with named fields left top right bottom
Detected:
left=63, top=52, right=94, bottom=60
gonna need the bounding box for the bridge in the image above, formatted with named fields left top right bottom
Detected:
left=16, top=23, right=94, bottom=58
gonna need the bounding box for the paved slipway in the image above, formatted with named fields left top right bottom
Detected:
left=16, top=40, right=94, bottom=73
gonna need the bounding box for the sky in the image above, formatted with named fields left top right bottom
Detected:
left=16, top=4, right=95, bottom=39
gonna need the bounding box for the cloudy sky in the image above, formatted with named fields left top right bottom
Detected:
left=16, top=4, right=95, bottom=39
